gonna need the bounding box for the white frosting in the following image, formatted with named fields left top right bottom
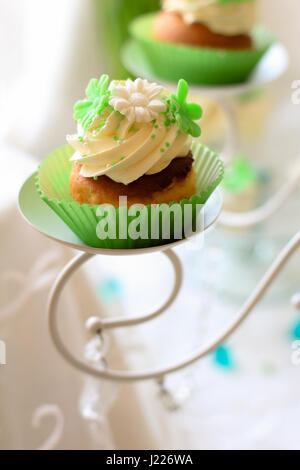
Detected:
left=109, top=78, right=167, bottom=123
left=67, top=101, right=191, bottom=185
left=162, top=0, right=257, bottom=35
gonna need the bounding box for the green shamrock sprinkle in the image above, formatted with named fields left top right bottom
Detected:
left=93, top=176, right=98, bottom=181
left=154, top=124, right=159, bottom=129
left=170, top=79, right=202, bottom=138
left=113, top=136, right=119, bottom=141
left=160, top=148, right=165, bottom=153
left=120, top=156, right=125, bottom=161
left=165, top=142, right=170, bottom=147
left=73, top=74, right=111, bottom=130
left=112, top=162, right=116, bottom=166
left=78, top=136, right=84, bottom=142
left=151, top=134, right=156, bottom=139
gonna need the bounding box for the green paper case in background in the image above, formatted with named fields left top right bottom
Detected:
left=128, top=13, right=274, bottom=85
left=36, top=143, right=224, bottom=249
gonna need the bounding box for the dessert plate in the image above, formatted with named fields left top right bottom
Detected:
left=122, top=39, right=289, bottom=98
left=18, top=173, right=222, bottom=256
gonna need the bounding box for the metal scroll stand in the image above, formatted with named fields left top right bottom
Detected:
left=18, top=42, right=300, bottom=389
left=18, top=169, right=300, bottom=386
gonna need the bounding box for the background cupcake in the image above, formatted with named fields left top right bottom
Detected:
left=154, top=0, right=256, bottom=49
left=127, top=0, right=274, bottom=85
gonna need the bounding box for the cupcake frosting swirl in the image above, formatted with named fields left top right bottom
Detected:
left=68, top=77, right=202, bottom=185
left=162, top=0, right=257, bottom=35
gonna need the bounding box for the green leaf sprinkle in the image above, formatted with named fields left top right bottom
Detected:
left=73, top=75, right=111, bottom=130
left=151, top=134, right=156, bottom=139
left=166, top=142, right=170, bottom=147
left=78, top=136, right=84, bottom=142
left=169, top=79, right=202, bottom=138
left=93, top=176, right=98, bottom=181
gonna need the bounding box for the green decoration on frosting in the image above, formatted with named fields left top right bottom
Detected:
left=73, top=75, right=111, bottom=130
left=170, top=80, right=202, bottom=138
left=73, top=76, right=202, bottom=139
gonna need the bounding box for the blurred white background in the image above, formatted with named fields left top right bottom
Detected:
left=0, top=0, right=300, bottom=450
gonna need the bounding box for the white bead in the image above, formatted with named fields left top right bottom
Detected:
left=291, top=293, right=300, bottom=310
left=85, top=316, right=102, bottom=334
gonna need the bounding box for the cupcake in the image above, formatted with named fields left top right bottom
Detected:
left=67, top=75, right=202, bottom=208
left=127, top=2, right=274, bottom=85
left=153, top=0, right=256, bottom=50
left=37, top=75, right=223, bottom=249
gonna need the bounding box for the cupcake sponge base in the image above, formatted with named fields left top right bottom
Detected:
left=70, top=156, right=196, bottom=207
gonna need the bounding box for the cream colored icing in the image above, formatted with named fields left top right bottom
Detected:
left=67, top=79, right=191, bottom=185
left=162, top=0, right=257, bottom=35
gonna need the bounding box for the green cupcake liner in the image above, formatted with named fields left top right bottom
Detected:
left=36, top=142, right=224, bottom=249
left=128, top=13, right=274, bottom=85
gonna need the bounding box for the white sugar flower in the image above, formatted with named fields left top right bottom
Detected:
left=109, top=78, right=166, bottom=123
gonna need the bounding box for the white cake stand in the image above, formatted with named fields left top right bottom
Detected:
left=18, top=173, right=300, bottom=382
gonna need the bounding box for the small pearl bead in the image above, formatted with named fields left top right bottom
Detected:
left=85, top=317, right=102, bottom=334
